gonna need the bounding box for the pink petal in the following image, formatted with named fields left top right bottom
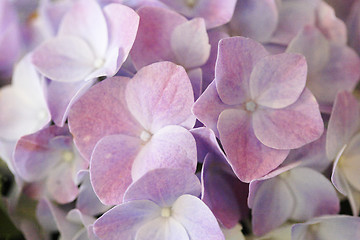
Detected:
left=326, top=91, right=360, bottom=160
left=218, top=109, right=289, bottom=182
left=131, top=125, right=197, bottom=181
left=68, top=77, right=142, bottom=160
left=170, top=18, right=210, bottom=69
left=93, top=200, right=160, bottom=240
left=125, top=62, right=195, bottom=133
left=124, top=168, right=201, bottom=207
left=58, top=0, right=108, bottom=58
left=130, top=6, right=186, bottom=70
left=250, top=53, right=307, bottom=109
left=250, top=178, right=294, bottom=236
left=192, top=81, right=229, bottom=137
left=347, top=0, right=360, bottom=54
left=102, top=3, right=139, bottom=75
left=230, top=0, right=278, bottom=42
left=172, top=194, right=225, bottom=240
left=253, top=88, right=324, bottom=149
left=90, top=134, right=142, bottom=205
left=215, top=37, right=268, bottom=105
left=32, top=36, right=95, bottom=82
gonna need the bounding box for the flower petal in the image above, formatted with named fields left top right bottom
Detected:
left=124, top=168, right=200, bottom=207
left=93, top=200, right=160, bottom=240
left=58, top=0, right=108, bottom=58
left=125, top=62, right=195, bottom=132
left=131, top=125, right=197, bottom=181
left=253, top=88, right=324, bottom=149
left=218, top=109, right=289, bottom=182
left=68, top=76, right=142, bottom=160
left=32, top=36, right=95, bottom=82
left=170, top=18, right=210, bottom=69
left=135, top=217, right=189, bottom=240
left=326, top=91, right=360, bottom=160
left=172, top=194, right=225, bottom=240
left=250, top=53, right=307, bottom=108
left=250, top=177, right=294, bottom=236
left=90, top=134, right=142, bottom=205
left=215, top=37, right=268, bottom=105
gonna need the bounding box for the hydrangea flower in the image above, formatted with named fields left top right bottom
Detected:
left=13, top=125, right=87, bottom=204
left=93, top=168, right=225, bottom=240
left=32, top=0, right=139, bottom=83
left=69, top=61, right=197, bottom=204
left=193, top=36, right=324, bottom=182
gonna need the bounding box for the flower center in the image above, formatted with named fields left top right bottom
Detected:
left=62, top=150, right=74, bottom=163
left=161, top=207, right=172, bottom=218
left=94, top=58, right=105, bottom=69
left=140, top=130, right=152, bottom=142
left=245, top=100, right=257, bottom=112
left=185, top=0, right=197, bottom=8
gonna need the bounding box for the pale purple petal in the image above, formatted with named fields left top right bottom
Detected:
left=102, top=4, right=139, bottom=75
left=58, top=0, right=108, bottom=58
left=250, top=53, right=307, bottom=109
left=131, top=125, right=197, bottom=181
left=135, top=217, right=189, bottom=240
left=192, top=81, right=229, bottom=137
left=13, top=125, right=69, bottom=181
left=68, top=76, right=142, bottom=160
left=292, top=215, right=360, bottom=240
left=37, top=198, right=81, bottom=239
left=170, top=18, right=210, bottom=69
left=76, top=171, right=110, bottom=216
left=286, top=168, right=339, bottom=220
left=201, top=152, right=249, bottom=228
left=218, top=109, right=289, bottom=182
left=230, top=0, right=278, bottom=42
left=187, top=68, right=203, bottom=100
left=46, top=78, right=96, bottom=126
left=326, top=91, right=360, bottom=160
left=250, top=178, right=294, bottom=236
left=93, top=200, right=160, bottom=240
left=32, top=36, right=95, bottom=82
left=130, top=6, right=186, bottom=69
left=172, top=194, right=225, bottom=240
left=253, top=88, right=324, bottom=149
left=125, top=62, right=195, bottom=132
left=215, top=37, right=268, bottom=105
left=90, top=134, right=142, bottom=205
left=124, top=168, right=201, bottom=207
left=347, top=0, right=360, bottom=54
left=46, top=161, right=79, bottom=204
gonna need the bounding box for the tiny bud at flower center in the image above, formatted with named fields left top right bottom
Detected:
left=161, top=207, right=172, bottom=218
left=245, top=101, right=257, bottom=112
left=185, top=0, right=197, bottom=8
left=140, top=130, right=152, bottom=142
left=94, top=58, right=105, bottom=68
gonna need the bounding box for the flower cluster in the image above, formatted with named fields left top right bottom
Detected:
left=1, top=0, right=360, bottom=239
